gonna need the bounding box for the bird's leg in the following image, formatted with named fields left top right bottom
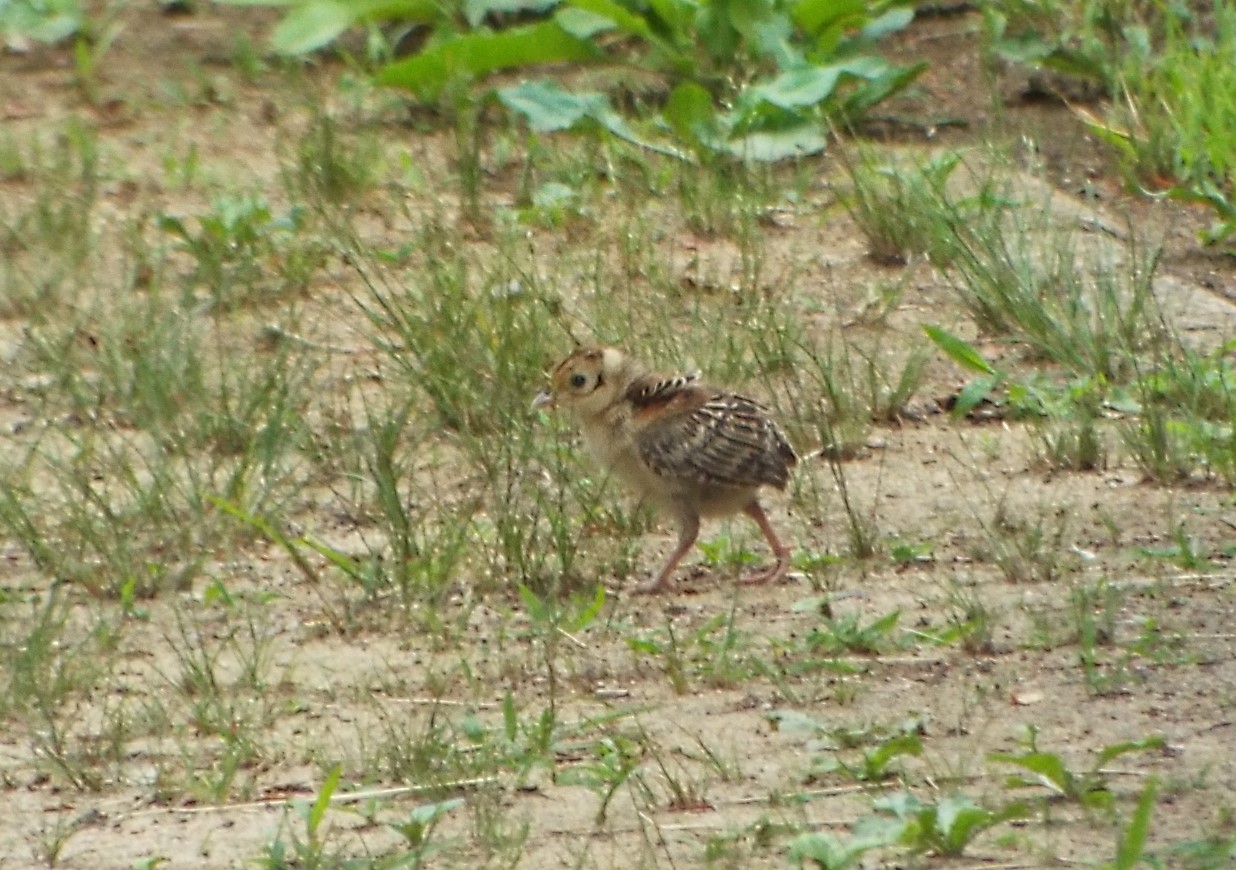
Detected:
left=638, top=508, right=699, bottom=594
left=740, top=500, right=791, bottom=585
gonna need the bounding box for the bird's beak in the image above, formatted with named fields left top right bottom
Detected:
left=531, top=390, right=555, bottom=411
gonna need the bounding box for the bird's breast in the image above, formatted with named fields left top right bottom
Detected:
left=579, top=420, right=668, bottom=502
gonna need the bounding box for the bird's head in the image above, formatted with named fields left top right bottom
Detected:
left=532, top=346, right=633, bottom=417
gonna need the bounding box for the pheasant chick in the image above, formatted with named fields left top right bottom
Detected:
left=533, top=346, right=797, bottom=593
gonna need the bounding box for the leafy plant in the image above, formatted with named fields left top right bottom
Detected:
left=697, top=533, right=760, bottom=572
left=557, top=731, right=646, bottom=824
left=981, top=0, right=1131, bottom=89
left=627, top=608, right=756, bottom=692
left=989, top=730, right=1165, bottom=812
left=158, top=194, right=323, bottom=310
left=1122, top=341, right=1236, bottom=483
left=810, top=732, right=922, bottom=784
left=385, top=797, right=467, bottom=866
left=805, top=609, right=900, bottom=656
left=788, top=830, right=877, bottom=869
left=987, top=0, right=1236, bottom=248
left=924, top=324, right=1120, bottom=473
left=860, top=791, right=1027, bottom=857
left=2, top=0, right=85, bottom=49
left=234, top=0, right=924, bottom=161
left=519, top=581, right=605, bottom=713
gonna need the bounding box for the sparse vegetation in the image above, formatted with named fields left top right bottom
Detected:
left=0, top=0, right=1233, bottom=867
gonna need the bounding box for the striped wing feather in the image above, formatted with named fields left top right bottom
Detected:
left=630, top=380, right=797, bottom=490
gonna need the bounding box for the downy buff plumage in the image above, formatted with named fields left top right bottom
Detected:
left=533, top=346, right=797, bottom=593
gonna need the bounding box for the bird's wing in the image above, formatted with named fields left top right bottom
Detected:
left=624, top=371, right=700, bottom=406
left=632, top=385, right=797, bottom=490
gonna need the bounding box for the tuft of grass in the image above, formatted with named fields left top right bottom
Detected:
left=840, top=148, right=970, bottom=265
left=1121, top=341, right=1236, bottom=483
left=283, top=107, right=385, bottom=205
left=0, top=120, right=101, bottom=319
left=1108, top=3, right=1236, bottom=248
left=947, top=201, right=1163, bottom=381
left=158, top=193, right=327, bottom=311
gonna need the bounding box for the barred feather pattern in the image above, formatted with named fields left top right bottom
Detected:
left=631, top=381, right=798, bottom=491
left=625, top=372, right=699, bottom=405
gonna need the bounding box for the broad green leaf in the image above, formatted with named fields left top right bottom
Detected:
left=726, top=124, right=828, bottom=161
left=727, top=0, right=794, bottom=63
left=936, top=798, right=988, bottom=852
left=952, top=376, right=999, bottom=417
left=867, top=733, right=921, bottom=772
left=407, top=796, right=464, bottom=824
left=746, top=57, right=900, bottom=113
left=838, top=60, right=925, bottom=117
left=270, top=0, right=436, bottom=54
left=923, top=325, right=998, bottom=375
left=1095, top=735, right=1164, bottom=767
left=645, top=0, right=693, bottom=36
left=500, top=80, right=687, bottom=157
left=870, top=609, right=901, bottom=634
left=751, top=65, right=843, bottom=109
left=852, top=809, right=911, bottom=847
left=497, top=80, right=609, bottom=131
left=992, top=30, right=1055, bottom=64
left=791, top=0, right=865, bottom=39
left=989, top=750, right=1074, bottom=794
left=564, top=0, right=655, bottom=39
left=499, top=80, right=685, bottom=159
left=555, top=7, right=618, bottom=38
left=376, top=22, right=599, bottom=100
left=465, top=0, right=558, bottom=27
left=627, top=637, right=661, bottom=654
left=663, top=81, right=721, bottom=150
left=1041, top=46, right=1108, bottom=81
left=566, top=582, right=606, bottom=631
left=2, top=0, right=82, bottom=45
left=787, top=832, right=869, bottom=869
left=874, top=790, right=925, bottom=818
left=271, top=1, right=356, bottom=54
left=860, top=7, right=914, bottom=41
left=835, top=54, right=896, bottom=79
left=518, top=583, right=550, bottom=622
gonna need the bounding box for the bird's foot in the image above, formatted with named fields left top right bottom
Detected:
left=634, top=571, right=679, bottom=595
left=740, top=555, right=791, bottom=586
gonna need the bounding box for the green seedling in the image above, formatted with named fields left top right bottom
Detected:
left=519, top=581, right=605, bottom=714
left=867, top=791, right=1028, bottom=857
left=805, top=609, right=901, bottom=656
left=810, top=733, right=923, bottom=784
left=788, top=830, right=877, bottom=869
left=989, top=730, right=1165, bottom=812
left=697, top=534, right=761, bottom=572
left=387, top=797, right=466, bottom=864
left=261, top=764, right=342, bottom=869
left=556, top=732, right=646, bottom=825
left=1104, top=777, right=1157, bottom=870
left=627, top=606, right=754, bottom=692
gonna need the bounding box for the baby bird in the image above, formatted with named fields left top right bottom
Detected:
left=533, top=346, right=798, bottom=594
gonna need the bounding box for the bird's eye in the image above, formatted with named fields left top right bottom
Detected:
left=570, top=373, right=588, bottom=389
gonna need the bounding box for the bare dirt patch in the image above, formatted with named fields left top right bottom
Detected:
left=1, top=4, right=1234, bottom=869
